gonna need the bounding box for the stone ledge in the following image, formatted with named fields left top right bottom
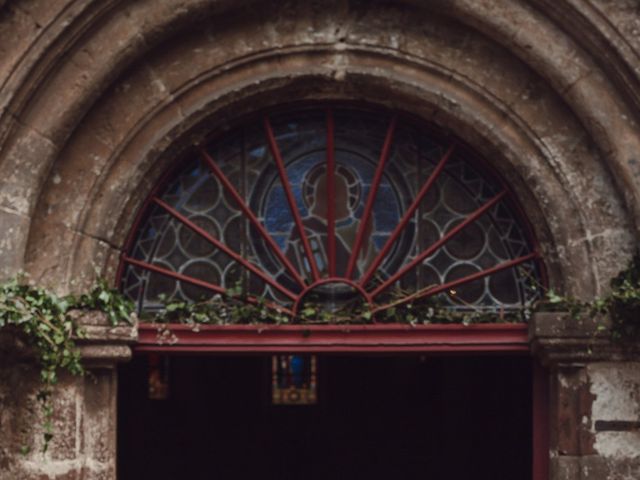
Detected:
left=530, top=312, right=640, bottom=365
left=72, top=310, right=138, bottom=366
left=530, top=311, right=611, bottom=338
left=69, top=309, right=138, bottom=342
left=0, top=310, right=138, bottom=368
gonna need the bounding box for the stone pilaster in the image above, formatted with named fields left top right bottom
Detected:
left=0, top=312, right=136, bottom=480
left=530, top=313, right=640, bottom=480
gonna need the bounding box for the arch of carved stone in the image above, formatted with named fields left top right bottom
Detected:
left=0, top=0, right=637, bottom=301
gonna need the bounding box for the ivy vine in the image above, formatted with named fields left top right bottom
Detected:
left=148, top=288, right=529, bottom=327
left=539, top=252, right=640, bottom=340
left=2, top=254, right=640, bottom=451
left=0, top=277, right=134, bottom=452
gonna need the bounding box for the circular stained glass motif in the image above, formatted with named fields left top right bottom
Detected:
left=120, top=106, right=543, bottom=318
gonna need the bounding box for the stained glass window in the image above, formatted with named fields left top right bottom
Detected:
left=271, top=355, right=318, bottom=405
left=120, top=106, right=542, bottom=318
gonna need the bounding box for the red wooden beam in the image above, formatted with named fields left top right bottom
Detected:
left=135, top=345, right=529, bottom=353
left=135, top=323, right=530, bottom=353
left=533, top=360, right=550, bottom=480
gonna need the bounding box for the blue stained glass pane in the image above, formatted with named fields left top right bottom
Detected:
left=373, top=235, right=387, bottom=250
left=272, top=234, right=287, bottom=251
left=290, top=355, right=304, bottom=387
left=373, top=185, right=401, bottom=232
left=264, top=186, right=293, bottom=234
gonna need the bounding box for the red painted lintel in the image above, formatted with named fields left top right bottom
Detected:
left=135, top=323, right=529, bottom=354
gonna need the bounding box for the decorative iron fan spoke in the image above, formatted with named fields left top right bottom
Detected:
left=345, top=114, right=398, bottom=279
left=359, top=144, right=455, bottom=287
left=124, top=256, right=227, bottom=295
left=370, top=190, right=508, bottom=298
left=372, top=252, right=538, bottom=313
left=326, top=108, right=337, bottom=277
left=200, top=148, right=306, bottom=288
left=122, top=256, right=294, bottom=316
left=292, top=277, right=373, bottom=314
left=264, top=116, right=320, bottom=281
left=152, top=197, right=297, bottom=300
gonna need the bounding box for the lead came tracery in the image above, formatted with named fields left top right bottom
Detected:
left=120, top=107, right=542, bottom=317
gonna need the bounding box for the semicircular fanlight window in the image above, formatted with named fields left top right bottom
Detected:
left=120, top=107, right=543, bottom=318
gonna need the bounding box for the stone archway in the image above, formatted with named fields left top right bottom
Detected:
left=0, top=1, right=631, bottom=298
left=1, top=1, right=640, bottom=478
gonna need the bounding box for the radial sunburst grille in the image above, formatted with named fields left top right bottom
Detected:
left=120, top=107, right=542, bottom=318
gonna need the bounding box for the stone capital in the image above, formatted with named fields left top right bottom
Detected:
left=71, top=310, right=138, bottom=368
left=529, top=312, right=640, bottom=366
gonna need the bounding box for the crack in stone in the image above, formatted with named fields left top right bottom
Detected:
left=4, top=110, right=58, bottom=147
left=10, top=3, right=44, bottom=30
left=0, top=204, right=30, bottom=220
left=561, top=69, right=595, bottom=95
left=75, top=228, right=121, bottom=252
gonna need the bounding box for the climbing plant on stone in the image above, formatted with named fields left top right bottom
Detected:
left=0, top=277, right=135, bottom=452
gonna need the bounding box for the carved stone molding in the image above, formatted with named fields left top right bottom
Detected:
left=0, top=310, right=137, bottom=369
left=71, top=310, right=138, bottom=367
left=530, top=311, right=640, bottom=365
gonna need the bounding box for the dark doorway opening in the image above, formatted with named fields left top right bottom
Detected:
left=118, top=355, right=532, bottom=480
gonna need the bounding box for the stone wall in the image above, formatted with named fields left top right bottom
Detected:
left=0, top=365, right=118, bottom=480
left=1, top=1, right=640, bottom=478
